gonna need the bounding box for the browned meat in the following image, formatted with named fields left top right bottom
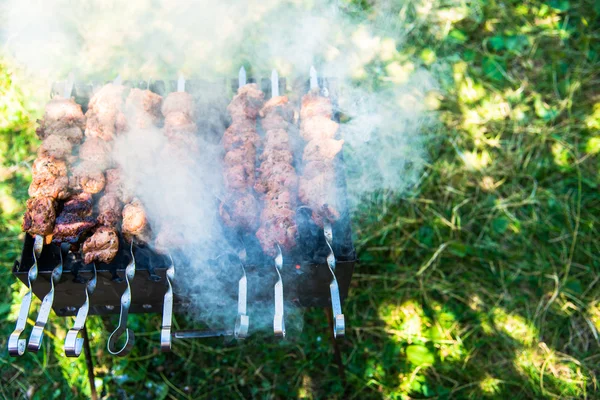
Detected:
left=298, top=92, right=341, bottom=226
left=227, top=84, right=265, bottom=121
left=224, top=143, right=256, bottom=167
left=29, top=156, right=70, bottom=200
left=302, top=138, right=344, bottom=162
left=61, top=192, right=93, bottom=216
left=125, top=88, right=163, bottom=128
left=37, top=134, right=73, bottom=159
left=122, top=199, right=148, bottom=239
left=161, top=92, right=195, bottom=120
left=36, top=97, right=86, bottom=142
left=164, top=112, right=198, bottom=137
left=300, top=116, right=339, bottom=142
left=219, top=192, right=260, bottom=231
left=69, top=161, right=105, bottom=194
left=97, top=193, right=123, bottom=228
left=22, top=196, right=57, bottom=236
left=52, top=215, right=96, bottom=244
left=261, top=112, right=292, bottom=131
left=300, top=91, right=333, bottom=120
left=82, top=226, right=119, bottom=264
left=224, top=164, right=254, bottom=190
left=85, top=84, right=127, bottom=141
left=105, top=168, right=132, bottom=203
left=222, top=122, right=260, bottom=150
left=78, top=137, right=112, bottom=169
left=255, top=97, right=298, bottom=255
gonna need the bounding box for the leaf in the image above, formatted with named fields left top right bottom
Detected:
left=488, top=36, right=505, bottom=51
left=449, top=242, right=467, bottom=258
left=482, top=57, right=505, bottom=81
left=549, top=0, right=570, bottom=11
left=448, top=29, right=467, bottom=44
left=406, top=344, right=435, bottom=366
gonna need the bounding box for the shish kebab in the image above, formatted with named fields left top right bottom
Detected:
left=299, top=66, right=345, bottom=338
left=256, top=69, right=300, bottom=338
left=218, top=67, right=263, bottom=339
left=11, top=76, right=81, bottom=356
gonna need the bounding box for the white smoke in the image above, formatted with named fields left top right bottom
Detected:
left=2, top=0, right=437, bottom=325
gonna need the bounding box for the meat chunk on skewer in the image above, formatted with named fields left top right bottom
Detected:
left=300, top=116, right=339, bottom=142
left=82, top=226, right=119, bottom=264
left=97, top=193, right=123, bottom=228
left=22, top=196, right=57, bottom=236
left=125, top=88, right=163, bottom=129
left=302, top=138, right=344, bottom=162
left=69, top=161, right=106, bottom=194
left=122, top=198, right=150, bottom=242
left=219, top=192, right=260, bottom=231
left=29, top=156, right=70, bottom=200
left=85, top=84, right=127, bottom=141
left=36, top=97, right=85, bottom=143
left=161, top=92, right=195, bottom=120
left=300, top=91, right=333, bottom=120
left=105, top=168, right=132, bottom=203
left=37, top=134, right=73, bottom=160
left=78, top=137, right=112, bottom=170
left=51, top=193, right=96, bottom=244
left=227, top=84, right=265, bottom=120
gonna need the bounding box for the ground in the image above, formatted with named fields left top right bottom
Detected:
left=1, top=0, right=599, bottom=399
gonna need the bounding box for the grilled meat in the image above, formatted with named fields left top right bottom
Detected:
left=37, top=134, right=73, bottom=160
left=36, top=96, right=85, bottom=143
left=298, top=90, right=341, bottom=227
left=122, top=198, right=149, bottom=242
left=78, top=137, right=112, bottom=170
left=125, top=88, right=163, bottom=128
left=255, top=96, right=298, bottom=256
left=97, top=193, right=123, bottom=228
left=22, top=196, right=57, bottom=236
left=219, top=84, right=264, bottom=231
left=69, top=161, right=106, bottom=194
left=85, top=84, right=127, bottom=141
left=161, top=92, right=195, bottom=120
left=105, top=168, right=132, bottom=203
left=82, top=226, right=119, bottom=264
left=61, top=192, right=93, bottom=216
left=29, top=156, right=70, bottom=200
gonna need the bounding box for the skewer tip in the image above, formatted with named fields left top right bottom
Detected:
left=309, top=66, right=319, bottom=90
left=177, top=73, right=185, bottom=93
left=238, top=66, right=247, bottom=88
left=271, top=69, right=279, bottom=98
left=113, top=74, right=122, bottom=85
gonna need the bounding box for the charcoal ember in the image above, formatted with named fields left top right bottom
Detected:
left=36, top=97, right=86, bottom=142
left=161, top=92, right=195, bottom=120
left=97, top=193, right=123, bottom=228
left=84, top=84, right=127, bottom=141
left=219, top=192, right=260, bottom=231
left=29, top=156, right=70, bottom=200
left=37, top=134, right=73, bottom=160
left=22, top=196, right=57, bottom=236
left=125, top=88, right=163, bottom=128
left=78, top=137, right=113, bottom=170
left=82, top=226, right=119, bottom=264
left=69, top=161, right=105, bottom=194
left=227, top=84, right=265, bottom=121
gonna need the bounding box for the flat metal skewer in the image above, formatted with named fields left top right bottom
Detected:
left=234, top=249, right=249, bottom=340
left=28, top=245, right=65, bottom=352
left=177, top=73, right=185, bottom=93
left=324, top=221, right=345, bottom=338
left=310, top=65, right=319, bottom=91
left=113, top=74, right=122, bottom=85
left=107, top=242, right=136, bottom=356
left=239, top=66, right=247, bottom=88
left=8, top=235, right=43, bottom=356
left=63, top=71, right=75, bottom=99
left=65, top=262, right=97, bottom=357
left=160, top=253, right=175, bottom=352
left=271, top=69, right=279, bottom=98
left=273, top=245, right=285, bottom=338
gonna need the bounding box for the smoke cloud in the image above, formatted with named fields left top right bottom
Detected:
left=2, top=0, right=436, bottom=326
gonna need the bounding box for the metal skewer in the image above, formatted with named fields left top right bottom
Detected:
left=234, top=248, right=249, bottom=340
left=8, top=235, right=43, bottom=356
left=324, top=221, right=345, bottom=338
left=271, top=69, right=279, bottom=98
left=160, top=253, right=175, bottom=352
left=63, top=72, right=75, bottom=99
left=273, top=245, right=285, bottom=338
left=65, top=262, right=97, bottom=357
left=107, top=242, right=136, bottom=356
left=310, top=65, right=319, bottom=92
left=113, top=74, right=122, bottom=86
left=28, top=245, right=65, bottom=352
left=177, top=73, right=185, bottom=93
left=239, top=66, right=247, bottom=88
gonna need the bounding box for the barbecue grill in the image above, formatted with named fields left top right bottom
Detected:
left=9, top=71, right=355, bottom=382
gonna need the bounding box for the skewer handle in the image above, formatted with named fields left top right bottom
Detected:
left=273, top=246, right=285, bottom=338
left=234, top=262, right=249, bottom=339
left=160, top=254, right=175, bottom=352
left=324, top=222, right=345, bottom=338
left=107, top=243, right=136, bottom=356
left=65, top=263, right=97, bottom=357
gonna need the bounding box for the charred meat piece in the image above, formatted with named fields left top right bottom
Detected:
left=69, top=161, right=106, bottom=194
left=219, top=192, right=260, bottom=231
left=255, top=96, right=298, bottom=255
left=29, top=156, right=70, bottom=200
left=97, top=193, right=123, bottom=228
left=125, top=88, right=163, bottom=128
left=78, top=137, right=112, bottom=170
left=85, top=84, right=127, bottom=141
left=82, top=226, right=119, bottom=264
left=37, top=134, right=73, bottom=160
left=161, top=92, right=195, bottom=120
left=22, top=196, right=57, bottom=236
left=122, top=199, right=149, bottom=241
left=61, top=192, right=93, bottom=216
left=36, top=97, right=86, bottom=142
left=227, top=84, right=265, bottom=121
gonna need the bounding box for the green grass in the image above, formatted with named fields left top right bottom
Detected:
left=1, top=0, right=600, bottom=399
